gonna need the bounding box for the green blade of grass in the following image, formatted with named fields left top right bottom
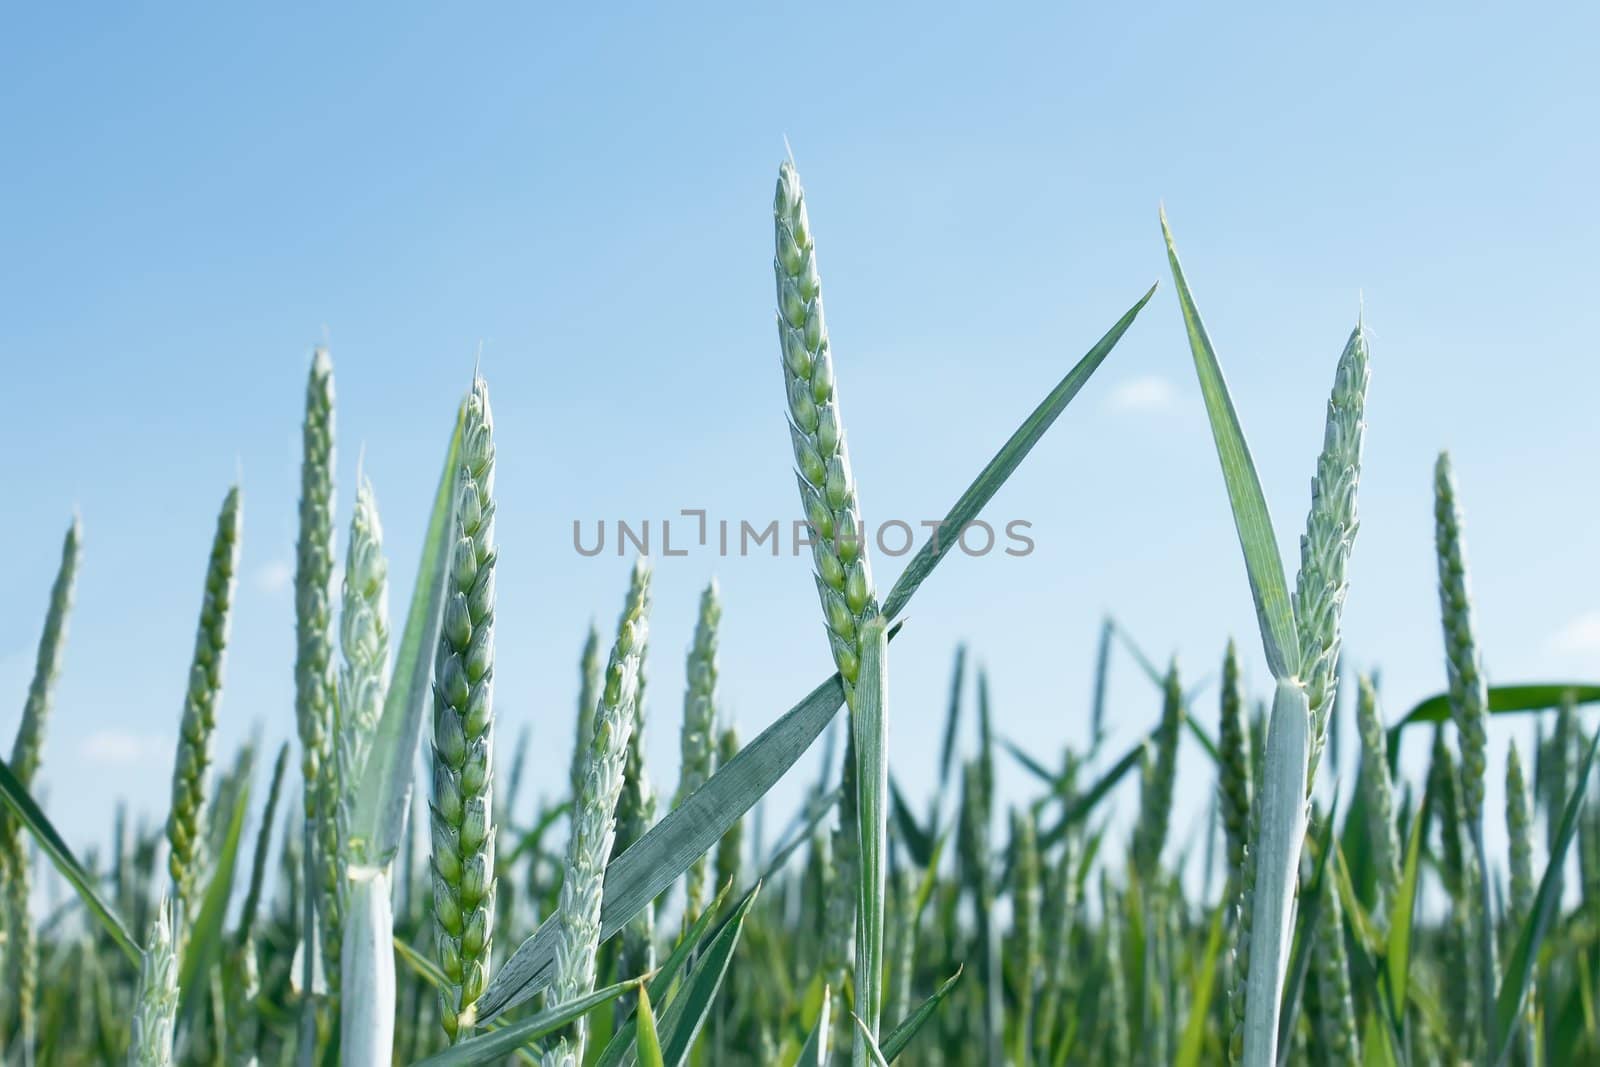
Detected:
left=880, top=966, right=964, bottom=1062
left=592, top=880, right=734, bottom=1067
left=1160, top=211, right=1300, bottom=679
left=1038, top=736, right=1147, bottom=849
left=411, top=979, right=644, bottom=1066
left=937, top=646, right=967, bottom=790
left=637, top=886, right=760, bottom=1067
left=1000, top=736, right=1060, bottom=787
left=0, top=758, right=140, bottom=964
left=795, top=988, right=832, bottom=1067
left=1393, top=683, right=1600, bottom=731
left=177, top=772, right=250, bottom=1027
left=1385, top=775, right=1433, bottom=1022
left=1174, top=903, right=1227, bottom=1067
left=1491, top=727, right=1600, bottom=1064
left=889, top=776, right=934, bottom=869
left=350, top=399, right=464, bottom=866
left=236, top=742, right=289, bottom=946
left=634, top=986, right=665, bottom=1067
left=879, top=284, right=1156, bottom=621
left=851, top=1013, right=893, bottom=1067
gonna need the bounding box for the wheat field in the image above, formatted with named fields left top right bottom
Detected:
left=2, top=161, right=1597, bottom=1067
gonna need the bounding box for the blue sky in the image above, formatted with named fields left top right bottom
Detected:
left=3, top=4, right=1598, bottom=883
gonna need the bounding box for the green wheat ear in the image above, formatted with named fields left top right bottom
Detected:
left=676, top=580, right=721, bottom=925
left=2, top=517, right=79, bottom=1058
left=1296, top=324, right=1369, bottom=785
left=546, top=558, right=651, bottom=1067
left=1354, top=675, right=1400, bottom=926
left=430, top=375, right=498, bottom=1041
left=715, top=722, right=745, bottom=892
left=130, top=895, right=179, bottom=1067
left=1133, top=660, right=1182, bottom=883
left=1433, top=451, right=1498, bottom=1047
left=337, top=476, right=389, bottom=877
left=291, top=347, right=341, bottom=996
left=1217, top=639, right=1252, bottom=898
left=773, top=158, right=879, bottom=703
left=165, top=486, right=242, bottom=925
left=1309, top=837, right=1359, bottom=1065
left=570, top=624, right=602, bottom=803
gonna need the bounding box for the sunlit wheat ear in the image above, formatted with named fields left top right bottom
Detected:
left=1294, top=326, right=1369, bottom=784
left=773, top=159, right=879, bottom=706
left=338, top=476, right=390, bottom=875
left=1354, top=675, right=1400, bottom=925
left=1, top=517, right=78, bottom=1055
left=165, top=486, right=242, bottom=927
left=431, top=376, right=498, bottom=1041
left=130, top=896, right=179, bottom=1067
left=676, top=580, right=721, bottom=925
left=613, top=576, right=657, bottom=993
left=545, top=558, right=650, bottom=1067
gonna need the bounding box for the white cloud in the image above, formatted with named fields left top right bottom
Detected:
left=255, top=559, right=294, bottom=594
left=1551, top=611, right=1600, bottom=656
left=1107, top=375, right=1178, bottom=414
left=81, top=729, right=166, bottom=767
